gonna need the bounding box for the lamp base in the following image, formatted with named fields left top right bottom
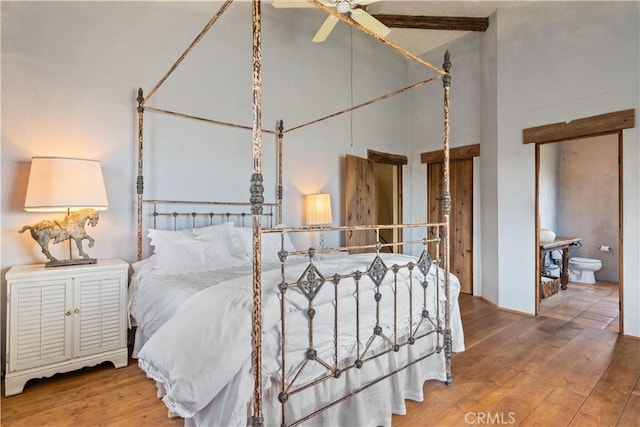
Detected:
left=46, top=258, right=97, bottom=268
left=318, top=232, right=326, bottom=250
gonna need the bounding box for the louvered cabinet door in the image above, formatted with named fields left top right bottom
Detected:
left=74, top=272, right=127, bottom=358
left=5, top=259, right=129, bottom=396
left=7, top=277, right=73, bottom=373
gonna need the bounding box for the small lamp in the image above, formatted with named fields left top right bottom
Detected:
left=305, top=193, right=332, bottom=249
left=20, top=156, right=108, bottom=267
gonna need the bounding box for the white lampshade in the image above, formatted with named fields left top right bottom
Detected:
left=24, top=157, right=109, bottom=212
left=305, top=193, right=332, bottom=225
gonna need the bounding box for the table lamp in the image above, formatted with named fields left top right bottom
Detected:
left=19, top=156, right=108, bottom=267
left=305, top=193, right=332, bottom=249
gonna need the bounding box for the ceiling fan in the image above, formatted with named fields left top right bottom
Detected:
left=272, top=0, right=391, bottom=43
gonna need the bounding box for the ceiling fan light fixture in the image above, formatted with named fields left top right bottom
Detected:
left=336, top=0, right=351, bottom=14
left=276, top=0, right=388, bottom=42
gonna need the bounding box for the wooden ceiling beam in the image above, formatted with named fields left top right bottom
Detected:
left=371, top=15, right=489, bottom=32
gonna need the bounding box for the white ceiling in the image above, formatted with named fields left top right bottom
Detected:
left=365, top=0, right=513, bottom=54
left=266, top=0, right=517, bottom=54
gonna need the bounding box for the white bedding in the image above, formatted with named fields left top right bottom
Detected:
left=128, top=255, right=287, bottom=356
left=135, top=252, right=464, bottom=427
left=128, top=223, right=300, bottom=356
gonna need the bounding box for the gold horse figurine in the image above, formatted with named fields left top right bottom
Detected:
left=19, top=208, right=100, bottom=267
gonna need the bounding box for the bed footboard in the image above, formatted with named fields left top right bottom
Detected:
left=263, top=224, right=452, bottom=426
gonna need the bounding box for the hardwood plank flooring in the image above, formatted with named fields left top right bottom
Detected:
left=539, top=280, right=620, bottom=331
left=2, top=294, right=637, bottom=427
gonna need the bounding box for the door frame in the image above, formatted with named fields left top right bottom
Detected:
left=368, top=149, right=407, bottom=251
left=524, top=108, right=634, bottom=332
left=422, top=144, right=480, bottom=295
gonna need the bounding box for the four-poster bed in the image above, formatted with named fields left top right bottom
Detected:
left=129, top=1, right=462, bottom=426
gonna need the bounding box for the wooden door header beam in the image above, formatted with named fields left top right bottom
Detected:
left=523, top=109, right=635, bottom=144
left=368, top=149, right=408, bottom=165
left=371, top=15, right=489, bottom=32
left=421, top=144, right=480, bottom=164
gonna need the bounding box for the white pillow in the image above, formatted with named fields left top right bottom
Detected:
left=262, top=231, right=296, bottom=264
left=147, top=223, right=244, bottom=275
left=229, top=226, right=252, bottom=262
left=196, top=223, right=246, bottom=270
left=191, top=221, right=234, bottom=240
left=274, top=223, right=297, bottom=253
left=148, top=228, right=194, bottom=252
left=232, top=224, right=296, bottom=264
left=148, top=229, right=207, bottom=275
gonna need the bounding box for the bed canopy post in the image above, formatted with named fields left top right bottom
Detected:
left=136, top=88, right=145, bottom=261
left=277, top=119, right=284, bottom=225
left=441, top=50, right=453, bottom=385
left=250, top=0, right=264, bottom=425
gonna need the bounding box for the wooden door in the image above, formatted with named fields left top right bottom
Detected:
left=428, top=159, right=474, bottom=294
left=345, top=154, right=376, bottom=253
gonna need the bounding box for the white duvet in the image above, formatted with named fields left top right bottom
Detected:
left=137, top=252, right=464, bottom=426
left=128, top=255, right=259, bottom=356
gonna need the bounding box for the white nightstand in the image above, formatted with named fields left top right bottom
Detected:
left=5, top=259, right=129, bottom=396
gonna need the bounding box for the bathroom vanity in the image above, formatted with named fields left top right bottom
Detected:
left=540, top=237, right=582, bottom=289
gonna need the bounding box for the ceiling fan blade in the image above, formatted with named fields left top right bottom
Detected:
left=356, top=0, right=382, bottom=5
left=312, top=15, right=339, bottom=42
left=272, top=0, right=315, bottom=8
left=350, top=8, right=391, bottom=38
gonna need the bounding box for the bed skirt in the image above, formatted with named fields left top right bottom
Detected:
left=184, top=333, right=452, bottom=427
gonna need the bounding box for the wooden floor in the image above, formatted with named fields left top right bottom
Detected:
left=539, top=280, right=619, bottom=331
left=2, top=293, right=638, bottom=427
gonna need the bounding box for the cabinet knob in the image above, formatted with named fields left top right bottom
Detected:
left=65, top=310, right=72, bottom=316
left=74, top=308, right=80, bottom=314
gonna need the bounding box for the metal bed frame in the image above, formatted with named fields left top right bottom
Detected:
left=135, top=1, right=452, bottom=426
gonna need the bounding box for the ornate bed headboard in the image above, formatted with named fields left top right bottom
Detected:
left=137, top=199, right=280, bottom=260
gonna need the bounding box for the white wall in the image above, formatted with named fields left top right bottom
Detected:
left=1, top=1, right=419, bottom=369
left=406, top=32, right=484, bottom=293
left=479, top=12, right=500, bottom=304
left=402, top=30, right=484, bottom=293
left=493, top=1, right=639, bottom=334
left=539, top=143, right=560, bottom=233
left=407, top=1, right=639, bottom=336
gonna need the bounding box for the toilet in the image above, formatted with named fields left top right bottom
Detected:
left=568, top=257, right=602, bottom=284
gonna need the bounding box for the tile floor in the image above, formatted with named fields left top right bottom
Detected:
left=539, top=280, right=619, bottom=331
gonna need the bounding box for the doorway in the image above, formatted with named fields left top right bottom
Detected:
left=525, top=108, right=635, bottom=333
left=422, top=144, right=479, bottom=295
left=373, top=162, right=399, bottom=252
left=344, top=150, right=406, bottom=253
left=538, top=135, right=620, bottom=331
